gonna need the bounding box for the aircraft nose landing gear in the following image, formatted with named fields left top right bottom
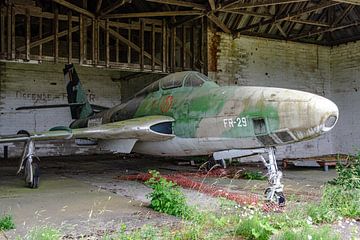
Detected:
left=18, top=139, right=40, bottom=188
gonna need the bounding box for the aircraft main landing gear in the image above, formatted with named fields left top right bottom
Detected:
left=212, top=147, right=285, bottom=206
left=18, top=139, right=40, bottom=188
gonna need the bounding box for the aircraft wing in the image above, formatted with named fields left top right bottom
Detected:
left=0, top=115, right=175, bottom=153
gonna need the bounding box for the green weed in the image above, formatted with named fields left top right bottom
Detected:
left=146, top=170, right=190, bottom=218
left=329, top=154, right=360, bottom=189
left=276, top=225, right=340, bottom=240
left=25, top=226, right=61, bottom=240
left=0, top=214, right=15, bottom=231
left=234, top=215, right=277, bottom=240
left=243, top=170, right=266, bottom=180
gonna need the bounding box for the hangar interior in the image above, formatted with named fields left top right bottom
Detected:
left=1, top=0, right=360, bottom=159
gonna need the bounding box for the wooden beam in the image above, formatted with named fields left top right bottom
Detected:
left=236, top=1, right=340, bottom=32
left=93, top=19, right=99, bottom=65
left=105, top=19, right=109, bottom=67
left=145, top=0, right=207, bottom=10
left=152, top=23, right=156, bottom=71
left=162, top=19, right=167, bottom=72
left=275, top=23, right=287, bottom=38
left=207, top=12, right=232, bottom=34
left=218, top=8, right=273, bottom=18
left=96, top=0, right=103, bottom=14
left=25, top=8, right=31, bottom=61
left=99, top=22, right=162, bottom=65
left=115, top=25, right=119, bottom=63
left=201, top=17, right=208, bottom=75
left=53, top=0, right=95, bottom=18
left=127, top=21, right=131, bottom=64
left=79, top=14, right=84, bottom=64
left=54, top=6, right=59, bottom=63
left=333, top=0, right=360, bottom=5
left=190, top=25, right=195, bottom=69
left=181, top=25, right=186, bottom=70
left=104, top=11, right=203, bottom=18
left=38, top=17, right=42, bottom=60
left=7, top=6, right=11, bottom=59
left=288, top=18, right=330, bottom=27
left=170, top=27, right=176, bottom=72
left=100, top=0, right=130, bottom=16
left=0, top=9, right=5, bottom=54
left=11, top=6, right=15, bottom=59
left=209, top=0, right=216, bottom=11
left=140, top=19, right=144, bottom=71
left=290, top=21, right=360, bottom=40
left=68, top=11, right=72, bottom=63
left=333, top=5, right=354, bottom=26
left=224, top=0, right=308, bottom=10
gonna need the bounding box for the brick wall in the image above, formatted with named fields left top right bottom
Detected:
left=208, top=32, right=334, bottom=159
left=330, top=41, right=360, bottom=154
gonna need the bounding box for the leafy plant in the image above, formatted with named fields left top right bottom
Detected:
left=329, top=154, right=360, bottom=189
left=243, top=171, right=266, bottom=180
left=0, top=214, right=15, bottom=231
left=146, top=170, right=190, bottom=218
left=235, top=215, right=277, bottom=240
left=276, top=225, right=340, bottom=240
left=25, top=226, right=61, bottom=240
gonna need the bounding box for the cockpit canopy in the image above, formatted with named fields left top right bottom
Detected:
left=134, top=71, right=217, bottom=98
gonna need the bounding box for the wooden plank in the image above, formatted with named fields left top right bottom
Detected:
left=139, top=19, right=144, bottom=71
left=1, top=8, right=5, bottom=54
left=145, top=0, right=206, bottom=10
left=92, top=19, right=95, bottom=64
left=208, top=0, right=216, bottom=11
left=53, top=0, right=95, bottom=18
left=11, top=6, right=15, bottom=59
left=115, top=25, right=119, bottom=63
left=207, top=12, right=231, bottom=34
left=151, top=23, right=155, bottom=71
left=68, top=11, right=72, bottom=63
left=79, top=14, right=84, bottom=64
left=94, top=19, right=99, bottom=65
left=100, top=22, right=162, bottom=65
left=224, top=0, right=308, bottom=10
left=162, top=19, right=167, bottom=72
left=170, top=27, right=176, bottom=72
left=7, top=6, right=11, bottom=58
left=190, top=25, right=195, bottom=69
left=104, top=10, right=203, bottom=19
left=181, top=25, right=186, bottom=70
left=105, top=18, right=110, bottom=67
left=25, top=8, right=31, bottom=60
left=54, top=7, right=59, bottom=63
left=100, top=0, right=130, bottom=16
left=201, top=17, right=208, bottom=75
left=108, top=20, right=162, bottom=32
left=38, top=17, right=42, bottom=60
left=127, top=21, right=131, bottom=64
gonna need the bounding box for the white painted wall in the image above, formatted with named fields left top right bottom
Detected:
left=208, top=32, right=335, bottom=159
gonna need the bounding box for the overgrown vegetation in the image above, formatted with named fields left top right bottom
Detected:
left=242, top=170, right=266, bottom=180
left=145, top=170, right=190, bottom=218
left=329, top=154, right=360, bottom=189
left=24, top=226, right=61, bottom=240
left=0, top=214, right=15, bottom=231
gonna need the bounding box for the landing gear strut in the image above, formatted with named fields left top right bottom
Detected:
left=18, top=140, right=40, bottom=188
left=212, top=147, right=285, bottom=206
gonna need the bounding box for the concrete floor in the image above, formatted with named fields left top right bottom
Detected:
left=0, top=154, right=353, bottom=239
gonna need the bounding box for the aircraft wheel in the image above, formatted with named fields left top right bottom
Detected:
left=25, top=161, right=40, bottom=189
left=264, top=188, right=285, bottom=207
left=206, top=157, right=226, bottom=171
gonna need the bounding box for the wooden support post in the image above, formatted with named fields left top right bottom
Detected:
left=151, top=23, right=155, bottom=71
left=39, top=17, right=42, bottom=60
left=115, top=25, right=119, bottom=63
left=190, top=25, right=195, bottom=69
left=139, top=19, right=144, bottom=71
left=11, top=6, right=15, bottom=59
left=170, top=27, right=176, bottom=72
left=68, top=11, right=72, bottom=63
left=105, top=18, right=109, bottom=67
left=25, top=8, right=31, bottom=61
left=7, top=5, right=11, bottom=59
left=1, top=9, right=5, bottom=54
left=181, top=25, right=186, bottom=70
left=83, top=16, right=87, bottom=62
left=162, top=19, right=167, bottom=72
left=54, top=6, right=59, bottom=63
left=127, top=20, right=131, bottom=64
left=93, top=18, right=99, bottom=65
left=79, top=14, right=84, bottom=64
left=201, top=17, right=208, bottom=75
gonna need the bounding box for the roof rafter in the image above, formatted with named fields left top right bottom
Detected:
left=223, top=0, right=308, bottom=10
left=103, top=10, right=203, bottom=18
left=53, top=0, right=95, bottom=18
left=99, top=0, right=131, bottom=16
left=145, top=0, right=207, bottom=10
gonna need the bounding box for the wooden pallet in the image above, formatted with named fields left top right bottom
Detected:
left=283, top=155, right=349, bottom=171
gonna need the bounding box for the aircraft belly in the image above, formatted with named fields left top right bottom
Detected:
left=132, top=137, right=261, bottom=156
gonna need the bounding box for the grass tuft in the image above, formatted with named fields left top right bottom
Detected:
left=0, top=214, right=15, bottom=231
left=25, top=226, right=61, bottom=240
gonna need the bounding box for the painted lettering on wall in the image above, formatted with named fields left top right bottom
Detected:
left=15, top=91, right=96, bottom=103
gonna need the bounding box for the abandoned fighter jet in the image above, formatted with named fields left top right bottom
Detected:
left=0, top=64, right=339, bottom=205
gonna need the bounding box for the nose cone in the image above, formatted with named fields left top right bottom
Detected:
left=309, top=96, right=339, bottom=132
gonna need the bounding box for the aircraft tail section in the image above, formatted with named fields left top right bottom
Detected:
left=63, top=64, right=93, bottom=119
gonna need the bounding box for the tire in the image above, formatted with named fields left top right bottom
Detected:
left=265, top=188, right=285, bottom=206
